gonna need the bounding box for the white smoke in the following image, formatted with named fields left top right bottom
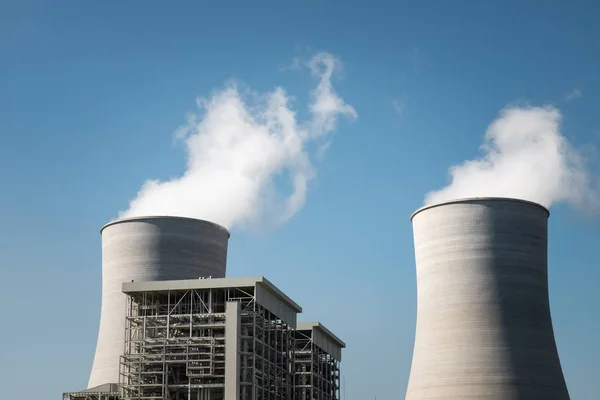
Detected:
left=120, top=52, right=356, bottom=230
left=425, top=105, right=598, bottom=210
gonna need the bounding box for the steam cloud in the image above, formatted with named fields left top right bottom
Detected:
left=120, top=52, right=357, bottom=229
left=426, top=105, right=598, bottom=210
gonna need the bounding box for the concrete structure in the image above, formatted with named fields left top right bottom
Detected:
left=405, top=198, right=570, bottom=400
left=294, top=322, right=345, bottom=400
left=88, top=216, right=230, bottom=389
left=118, top=277, right=301, bottom=400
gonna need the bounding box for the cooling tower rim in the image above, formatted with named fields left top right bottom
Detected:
left=100, top=215, right=230, bottom=238
left=410, top=197, right=550, bottom=221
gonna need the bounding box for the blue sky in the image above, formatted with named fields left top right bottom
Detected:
left=1, top=1, right=599, bottom=398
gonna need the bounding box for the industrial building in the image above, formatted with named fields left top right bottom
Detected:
left=119, top=277, right=301, bottom=400
left=293, top=322, right=344, bottom=400
left=63, top=216, right=345, bottom=400
left=405, top=197, right=570, bottom=400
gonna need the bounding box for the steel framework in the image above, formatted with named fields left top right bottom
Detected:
left=118, top=285, right=295, bottom=400
left=293, top=330, right=340, bottom=400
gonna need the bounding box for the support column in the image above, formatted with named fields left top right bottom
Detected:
left=225, top=301, right=241, bottom=400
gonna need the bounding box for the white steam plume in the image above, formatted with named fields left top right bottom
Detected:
left=120, top=52, right=357, bottom=230
left=425, top=105, right=598, bottom=210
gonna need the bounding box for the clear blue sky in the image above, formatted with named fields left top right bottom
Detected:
left=1, top=1, right=599, bottom=398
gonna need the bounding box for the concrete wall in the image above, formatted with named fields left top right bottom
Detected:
left=405, top=198, right=569, bottom=400
left=256, top=283, right=298, bottom=329
left=88, top=216, right=230, bottom=388
left=296, top=322, right=344, bottom=362
left=311, top=326, right=343, bottom=362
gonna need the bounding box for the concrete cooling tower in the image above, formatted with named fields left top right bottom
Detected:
left=88, top=216, right=230, bottom=389
left=405, top=198, right=569, bottom=400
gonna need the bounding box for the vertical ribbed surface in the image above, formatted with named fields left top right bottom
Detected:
left=405, top=198, right=569, bottom=400
left=88, top=216, right=230, bottom=388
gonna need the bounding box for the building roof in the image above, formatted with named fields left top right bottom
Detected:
left=63, top=383, right=119, bottom=395
left=122, top=276, right=302, bottom=313
left=297, top=321, right=346, bottom=348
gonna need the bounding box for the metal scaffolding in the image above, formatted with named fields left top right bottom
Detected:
left=293, top=327, right=341, bottom=400
left=118, top=283, right=295, bottom=400
left=62, top=277, right=345, bottom=400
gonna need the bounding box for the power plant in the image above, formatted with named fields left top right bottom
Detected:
left=405, top=198, right=570, bottom=400
left=63, top=197, right=570, bottom=399
left=64, top=216, right=345, bottom=400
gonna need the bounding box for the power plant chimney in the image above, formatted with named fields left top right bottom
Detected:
left=405, top=198, right=569, bottom=400
left=88, top=216, right=230, bottom=389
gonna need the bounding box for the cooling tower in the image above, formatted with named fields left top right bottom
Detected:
left=88, top=216, right=230, bottom=388
left=405, top=198, right=569, bottom=400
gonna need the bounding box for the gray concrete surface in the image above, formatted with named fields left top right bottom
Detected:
left=405, top=198, right=570, bottom=400
left=87, top=216, right=230, bottom=388
left=225, top=301, right=241, bottom=400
